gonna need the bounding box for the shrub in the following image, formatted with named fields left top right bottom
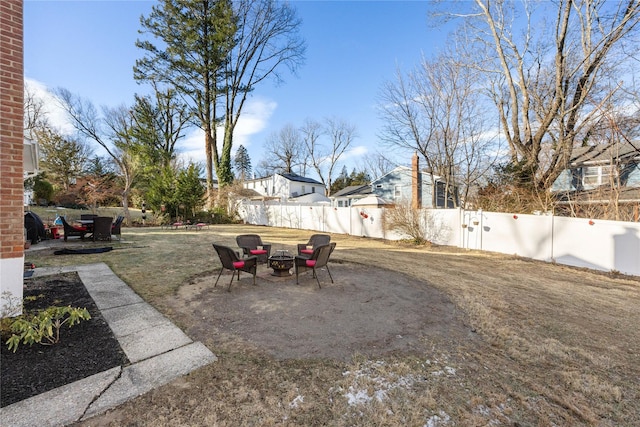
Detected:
left=5, top=305, right=91, bottom=353
left=381, top=202, right=430, bottom=245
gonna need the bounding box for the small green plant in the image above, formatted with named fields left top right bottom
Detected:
left=6, top=305, right=91, bottom=352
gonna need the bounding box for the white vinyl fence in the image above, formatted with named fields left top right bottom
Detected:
left=237, top=202, right=640, bottom=277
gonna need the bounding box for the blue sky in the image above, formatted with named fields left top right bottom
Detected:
left=24, top=0, right=454, bottom=179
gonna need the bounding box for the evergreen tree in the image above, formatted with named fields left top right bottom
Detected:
left=175, top=163, right=206, bottom=219
left=136, top=0, right=305, bottom=201
left=36, top=127, right=91, bottom=191
left=135, top=0, right=237, bottom=204
left=233, top=145, right=252, bottom=181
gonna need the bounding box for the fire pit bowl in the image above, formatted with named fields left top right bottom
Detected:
left=268, top=250, right=294, bottom=277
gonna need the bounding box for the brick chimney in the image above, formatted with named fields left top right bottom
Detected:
left=412, top=152, right=421, bottom=209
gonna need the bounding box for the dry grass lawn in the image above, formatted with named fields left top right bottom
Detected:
left=24, top=224, right=640, bottom=426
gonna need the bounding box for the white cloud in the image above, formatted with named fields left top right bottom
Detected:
left=343, top=144, right=369, bottom=159
left=179, top=96, right=277, bottom=164
left=25, top=78, right=74, bottom=135
left=235, top=96, right=278, bottom=146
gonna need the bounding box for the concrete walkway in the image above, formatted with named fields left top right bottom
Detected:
left=1, top=262, right=217, bottom=427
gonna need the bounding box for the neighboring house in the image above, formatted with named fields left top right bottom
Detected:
left=552, top=143, right=640, bottom=218
left=330, top=184, right=372, bottom=207
left=552, top=143, right=640, bottom=192
left=23, top=138, right=39, bottom=205
left=242, top=172, right=326, bottom=202
left=370, top=163, right=458, bottom=208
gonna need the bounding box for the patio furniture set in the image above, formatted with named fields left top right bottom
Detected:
left=166, top=221, right=210, bottom=231
left=60, top=215, right=124, bottom=242
left=212, top=234, right=336, bottom=291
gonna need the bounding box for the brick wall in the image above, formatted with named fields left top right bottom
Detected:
left=0, top=0, right=24, bottom=315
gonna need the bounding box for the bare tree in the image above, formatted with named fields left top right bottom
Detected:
left=362, top=152, right=397, bottom=180
left=221, top=0, right=306, bottom=185
left=452, top=0, right=640, bottom=193
left=300, top=118, right=323, bottom=176
left=379, top=52, right=496, bottom=207
left=56, top=88, right=139, bottom=224
left=24, top=83, right=48, bottom=139
left=300, top=117, right=357, bottom=196
left=262, top=124, right=304, bottom=174
left=322, top=118, right=357, bottom=196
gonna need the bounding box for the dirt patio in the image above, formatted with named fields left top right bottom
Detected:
left=167, top=261, right=476, bottom=362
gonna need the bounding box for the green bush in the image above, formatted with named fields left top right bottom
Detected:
left=5, top=305, right=91, bottom=352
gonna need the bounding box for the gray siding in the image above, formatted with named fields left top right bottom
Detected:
left=371, top=167, right=440, bottom=208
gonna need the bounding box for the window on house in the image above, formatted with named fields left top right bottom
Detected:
left=338, top=200, right=344, bottom=207
left=394, top=185, right=402, bottom=200
left=436, top=182, right=445, bottom=208
left=583, top=165, right=613, bottom=187
left=312, top=187, right=315, bottom=193
left=301, top=185, right=306, bottom=194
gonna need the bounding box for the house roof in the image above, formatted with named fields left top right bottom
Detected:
left=351, top=195, right=391, bottom=207
left=371, top=166, right=411, bottom=183
left=289, top=192, right=331, bottom=204
left=278, top=172, right=324, bottom=185
left=570, top=143, right=640, bottom=165
left=370, top=165, right=443, bottom=184
left=331, top=184, right=372, bottom=198
left=233, top=188, right=263, bottom=198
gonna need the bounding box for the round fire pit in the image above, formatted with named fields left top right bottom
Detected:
left=268, top=251, right=294, bottom=277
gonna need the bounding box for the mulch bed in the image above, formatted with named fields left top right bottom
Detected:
left=1, top=272, right=129, bottom=407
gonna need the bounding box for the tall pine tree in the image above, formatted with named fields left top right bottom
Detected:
left=234, top=145, right=252, bottom=181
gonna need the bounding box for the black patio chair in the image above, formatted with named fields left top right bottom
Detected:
left=296, top=234, right=331, bottom=258
left=92, top=216, right=113, bottom=241
left=212, top=243, right=258, bottom=291
left=60, top=216, right=88, bottom=241
left=111, top=215, right=124, bottom=240
left=295, top=242, right=336, bottom=288
left=236, top=234, right=271, bottom=263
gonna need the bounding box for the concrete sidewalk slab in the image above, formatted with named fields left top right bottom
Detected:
left=0, top=262, right=217, bottom=427
left=82, top=342, right=215, bottom=420
left=0, top=368, right=122, bottom=427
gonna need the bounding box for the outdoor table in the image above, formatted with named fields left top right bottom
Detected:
left=77, top=219, right=95, bottom=237
left=268, top=250, right=294, bottom=277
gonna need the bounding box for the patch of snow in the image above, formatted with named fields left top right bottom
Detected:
left=343, top=360, right=420, bottom=406
left=431, top=366, right=457, bottom=377
left=424, top=410, right=451, bottom=427
left=289, top=395, right=304, bottom=408
left=345, top=387, right=372, bottom=405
